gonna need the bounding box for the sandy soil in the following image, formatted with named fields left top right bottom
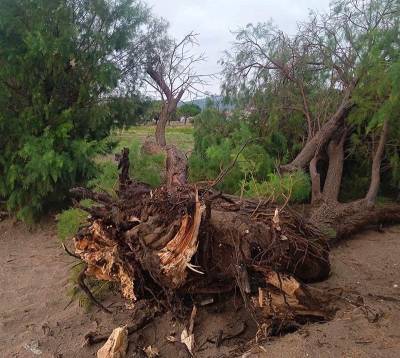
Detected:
left=0, top=218, right=399, bottom=357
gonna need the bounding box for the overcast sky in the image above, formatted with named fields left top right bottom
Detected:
left=146, top=0, right=331, bottom=96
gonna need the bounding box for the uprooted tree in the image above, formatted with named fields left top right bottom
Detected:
left=65, top=0, right=400, bottom=346
left=221, top=0, right=400, bottom=235
left=70, top=147, right=333, bottom=341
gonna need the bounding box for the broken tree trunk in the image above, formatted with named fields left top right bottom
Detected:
left=70, top=147, right=332, bottom=330
left=70, top=142, right=400, bottom=338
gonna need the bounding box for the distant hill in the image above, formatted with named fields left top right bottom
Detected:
left=180, top=95, right=234, bottom=111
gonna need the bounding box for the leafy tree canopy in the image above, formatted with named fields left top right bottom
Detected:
left=213, top=0, right=400, bottom=202
left=177, top=103, right=201, bottom=118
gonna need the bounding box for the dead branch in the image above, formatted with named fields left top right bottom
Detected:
left=62, top=243, right=81, bottom=260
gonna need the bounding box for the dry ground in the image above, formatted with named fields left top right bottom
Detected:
left=1, top=218, right=399, bottom=357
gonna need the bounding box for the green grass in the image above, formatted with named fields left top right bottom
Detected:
left=57, top=207, right=87, bottom=242
left=110, top=124, right=194, bottom=153
left=128, top=139, right=166, bottom=187
left=57, top=199, right=93, bottom=242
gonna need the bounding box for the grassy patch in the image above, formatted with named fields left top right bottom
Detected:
left=128, top=140, right=165, bottom=187
left=110, top=124, right=194, bottom=153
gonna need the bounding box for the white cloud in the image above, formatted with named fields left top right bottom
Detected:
left=146, top=0, right=331, bottom=95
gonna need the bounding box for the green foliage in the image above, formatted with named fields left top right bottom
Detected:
left=189, top=109, right=311, bottom=203
left=128, top=140, right=165, bottom=187
left=346, top=24, right=400, bottom=196
left=105, top=95, right=152, bottom=129
left=88, top=161, right=119, bottom=195
left=57, top=208, right=87, bottom=242
left=243, top=171, right=311, bottom=204
left=219, top=0, right=400, bottom=202
left=0, top=0, right=148, bottom=221
left=177, top=103, right=201, bottom=118
left=190, top=109, right=276, bottom=194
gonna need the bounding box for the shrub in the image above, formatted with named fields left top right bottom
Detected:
left=244, top=171, right=311, bottom=204
left=0, top=0, right=148, bottom=222
left=88, top=161, right=119, bottom=195
left=189, top=109, right=274, bottom=194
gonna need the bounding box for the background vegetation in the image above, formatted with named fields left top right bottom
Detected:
left=1, top=0, right=399, bottom=228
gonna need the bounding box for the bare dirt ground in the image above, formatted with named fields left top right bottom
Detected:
left=1, top=218, right=399, bottom=357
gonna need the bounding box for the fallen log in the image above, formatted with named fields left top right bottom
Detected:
left=71, top=147, right=332, bottom=334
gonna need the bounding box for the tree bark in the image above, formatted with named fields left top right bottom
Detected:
left=335, top=203, right=400, bottom=240
left=281, top=89, right=353, bottom=172
left=310, top=154, right=322, bottom=204
left=365, top=120, right=389, bottom=207
left=166, top=145, right=188, bottom=187
left=155, top=105, right=168, bottom=147
left=147, top=67, right=184, bottom=147
left=322, top=130, right=346, bottom=202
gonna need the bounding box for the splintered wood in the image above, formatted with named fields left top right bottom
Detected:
left=254, top=272, right=329, bottom=323
left=75, top=221, right=136, bottom=301
left=97, top=326, right=128, bottom=358
left=158, top=191, right=205, bottom=287
left=70, top=147, right=332, bottom=334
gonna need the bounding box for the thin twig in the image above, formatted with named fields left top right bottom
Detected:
left=206, top=138, right=260, bottom=190
left=62, top=243, right=81, bottom=260
left=78, top=263, right=112, bottom=314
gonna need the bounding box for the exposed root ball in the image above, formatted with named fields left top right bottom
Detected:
left=71, top=147, right=332, bottom=328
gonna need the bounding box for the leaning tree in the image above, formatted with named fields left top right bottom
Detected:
left=221, top=0, right=400, bottom=236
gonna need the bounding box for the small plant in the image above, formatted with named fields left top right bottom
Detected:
left=57, top=199, right=92, bottom=242
left=244, top=171, right=311, bottom=204
left=88, top=161, right=119, bottom=196
left=57, top=208, right=87, bottom=242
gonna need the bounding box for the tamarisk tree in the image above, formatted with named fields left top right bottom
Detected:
left=222, top=0, right=400, bottom=235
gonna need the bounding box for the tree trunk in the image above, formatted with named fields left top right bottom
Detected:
left=166, top=146, right=188, bottom=187
left=309, top=120, right=395, bottom=239
left=70, top=150, right=332, bottom=309
left=310, top=154, right=322, bottom=204
left=365, top=120, right=389, bottom=207
left=281, top=89, right=353, bottom=172
left=69, top=145, right=400, bottom=335
left=322, top=130, right=346, bottom=202
left=155, top=106, right=168, bottom=147
left=155, top=99, right=179, bottom=147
